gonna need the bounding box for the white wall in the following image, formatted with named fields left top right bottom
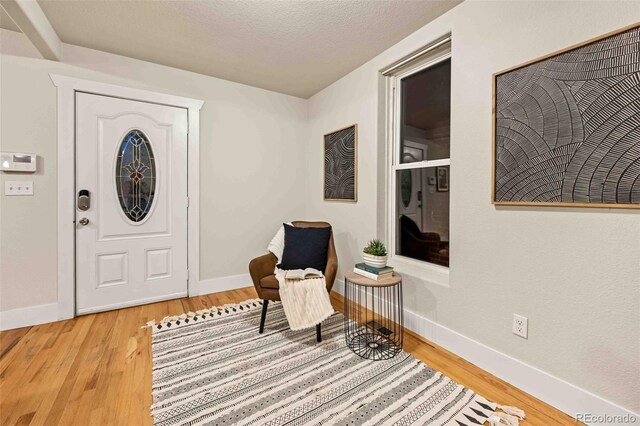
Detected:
left=0, top=30, right=307, bottom=311
left=305, top=0, right=640, bottom=415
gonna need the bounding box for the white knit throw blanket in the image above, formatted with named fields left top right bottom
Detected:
left=274, top=268, right=335, bottom=331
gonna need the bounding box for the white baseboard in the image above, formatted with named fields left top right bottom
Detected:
left=332, top=279, right=638, bottom=425
left=0, top=303, right=60, bottom=331
left=0, top=274, right=253, bottom=331
left=198, top=273, right=253, bottom=295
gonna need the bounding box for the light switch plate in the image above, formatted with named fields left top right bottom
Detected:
left=5, top=181, right=33, bottom=196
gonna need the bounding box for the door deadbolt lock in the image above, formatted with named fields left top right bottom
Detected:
left=78, top=189, right=91, bottom=211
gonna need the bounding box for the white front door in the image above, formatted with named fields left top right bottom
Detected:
left=75, top=93, right=188, bottom=314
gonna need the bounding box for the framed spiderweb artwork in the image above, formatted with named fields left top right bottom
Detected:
left=324, top=124, right=357, bottom=202
left=492, top=24, right=640, bottom=209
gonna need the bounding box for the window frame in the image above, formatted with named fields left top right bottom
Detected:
left=384, top=45, right=452, bottom=286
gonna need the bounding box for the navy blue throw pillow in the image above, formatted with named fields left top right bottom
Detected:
left=278, top=223, right=332, bottom=272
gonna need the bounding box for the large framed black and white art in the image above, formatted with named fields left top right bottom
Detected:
left=492, top=24, right=640, bottom=209
left=324, top=124, right=357, bottom=202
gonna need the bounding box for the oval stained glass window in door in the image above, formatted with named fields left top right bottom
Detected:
left=115, top=130, right=156, bottom=222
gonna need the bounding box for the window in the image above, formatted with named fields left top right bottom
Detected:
left=115, top=129, right=156, bottom=222
left=387, top=40, right=451, bottom=270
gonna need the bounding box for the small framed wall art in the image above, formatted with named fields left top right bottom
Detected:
left=436, top=167, right=449, bottom=192
left=324, top=124, right=357, bottom=202
left=492, top=24, right=640, bottom=209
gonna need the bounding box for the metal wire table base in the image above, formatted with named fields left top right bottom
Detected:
left=344, top=273, right=403, bottom=360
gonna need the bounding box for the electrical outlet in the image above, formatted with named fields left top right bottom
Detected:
left=513, top=314, right=528, bottom=339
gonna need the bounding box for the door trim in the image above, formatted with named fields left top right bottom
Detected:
left=50, top=74, right=204, bottom=320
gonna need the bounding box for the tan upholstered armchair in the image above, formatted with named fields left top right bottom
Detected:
left=249, top=221, right=337, bottom=342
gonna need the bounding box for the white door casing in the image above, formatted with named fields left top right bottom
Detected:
left=51, top=74, right=203, bottom=322
left=76, top=93, right=188, bottom=314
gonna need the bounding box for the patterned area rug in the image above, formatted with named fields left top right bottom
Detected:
left=149, top=300, right=523, bottom=426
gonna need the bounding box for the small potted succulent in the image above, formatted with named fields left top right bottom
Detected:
left=362, top=239, right=388, bottom=268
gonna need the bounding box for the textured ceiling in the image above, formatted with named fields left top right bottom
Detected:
left=0, top=6, right=21, bottom=32
left=37, top=0, right=461, bottom=98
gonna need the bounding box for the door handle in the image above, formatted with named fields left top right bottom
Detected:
left=79, top=217, right=90, bottom=226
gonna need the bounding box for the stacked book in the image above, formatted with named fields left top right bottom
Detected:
left=353, top=263, right=394, bottom=280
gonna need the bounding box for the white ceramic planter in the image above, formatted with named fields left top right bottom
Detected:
left=362, top=253, right=388, bottom=268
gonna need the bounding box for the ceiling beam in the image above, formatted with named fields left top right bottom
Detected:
left=0, top=0, right=61, bottom=60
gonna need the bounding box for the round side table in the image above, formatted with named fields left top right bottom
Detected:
left=343, top=271, right=403, bottom=360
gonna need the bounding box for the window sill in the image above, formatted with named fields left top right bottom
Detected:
left=387, top=255, right=450, bottom=287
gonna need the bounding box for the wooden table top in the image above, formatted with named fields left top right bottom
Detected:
left=344, top=271, right=402, bottom=287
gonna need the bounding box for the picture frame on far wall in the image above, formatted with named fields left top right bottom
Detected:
left=492, top=23, right=640, bottom=209
left=436, top=167, right=449, bottom=192
left=324, top=124, right=357, bottom=202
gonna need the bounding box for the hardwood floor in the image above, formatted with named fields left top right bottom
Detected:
left=0, top=287, right=579, bottom=425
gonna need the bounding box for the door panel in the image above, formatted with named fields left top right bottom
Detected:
left=98, top=115, right=171, bottom=240
left=145, top=248, right=172, bottom=280
left=76, top=93, right=188, bottom=314
left=96, top=252, right=128, bottom=287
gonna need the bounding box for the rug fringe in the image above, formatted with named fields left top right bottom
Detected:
left=496, top=404, right=526, bottom=419
left=142, top=298, right=264, bottom=330
left=488, top=403, right=526, bottom=425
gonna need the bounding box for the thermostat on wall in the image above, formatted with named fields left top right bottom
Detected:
left=0, top=152, right=37, bottom=172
